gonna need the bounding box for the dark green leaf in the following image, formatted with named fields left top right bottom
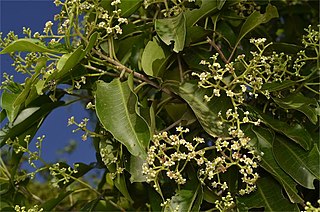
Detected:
left=251, top=127, right=303, bottom=203
left=273, top=137, right=320, bottom=189
left=261, top=80, right=295, bottom=92
left=166, top=183, right=202, bottom=212
left=107, top=163, right=133, bottom=202
left=155, top=13, right=186, bottom=53
left=0, top=98, right=64, bottom=147
left=119, top=0, right=142, bottom=17
left=41, top=190, right=74, bottom=211
left=248, top=106, right=312, bottom=150
left=272, top=93, right=318, bottom=124
left=216, top=0, right=226, bottom=10
left=95, top=79, right=150, bottom=158
left=179, top=81, right=230, bottom=138
left=236, top=4, right=279, bottom=47
left=237, top=177, right=299, bottom=211
left=185, top=0, right=218, bottom=27
left=0, top=39, right=67, bottom=54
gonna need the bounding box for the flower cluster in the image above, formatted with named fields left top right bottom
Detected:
left=49, top=163, right=80, bottom=188
left=14, top=205, right=43, bottom=212
left=144, top=0, right=195, bottom=17
left=143, top=127, right=204, bottom=188
left=231, top=0, right=261, bottom=17
left=67, top=116, right=90, bottom=141
left=304, top=200, right=320, bottom=212
left=143, top=126, right=260, bottom=209
left=214, top=192, right=234, bottom=211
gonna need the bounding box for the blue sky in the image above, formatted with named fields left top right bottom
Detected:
left=0, top=1, right=97, bottom=167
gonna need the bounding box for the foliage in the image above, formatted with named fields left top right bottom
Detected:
left=0, top=0, right=319, bottom=211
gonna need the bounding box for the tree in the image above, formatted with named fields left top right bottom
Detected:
left=0, top=0, right=319, bottom=211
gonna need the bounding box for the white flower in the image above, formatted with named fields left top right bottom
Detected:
left=213, top=88, right=220, bottom=97
left=240, top=85, right=247, bottom=92
left=226, top=90, right=234, bottom=97
left=111, top=0, right=121, bottom=5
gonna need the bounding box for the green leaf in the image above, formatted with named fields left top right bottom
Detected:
left=0, top=91, right=20, bottom=123
left=95, top=79, right=150, bottom=158
left=155, top=13, right=186, bottom=53
left=51, top=32, right=98, bottom=80
left=250, top=127, right=303, bottom=203
left=237, top=177, right=299, bottom=211
left=0, top=38, right=67, bottom=54
left=141, top=40, right=170, bottom=76
left=236, top=4, right=278, bottom=47
left=178, top=81, right=230, bottom=138
left=261, top=80, right=295, bottom=92
left=119, top=0, right=142, bottom=17
left=185, top=0, right=218, bottom=27
left=273, top=137, right=320, bottom=189
left=166, top=183, right=202, bottom=212
left=129, top=155, right=146, bottom=183
left=272, top=93, right=318, bottom=124
left=0, top=97, right=64, bottom=147
left=41, top=190, right=74, bottom=211
left=216, top=0, right=226, bottom=10
left=248, top=106, right=312, bottom=150
left=107, top=164, right=133, bottom=202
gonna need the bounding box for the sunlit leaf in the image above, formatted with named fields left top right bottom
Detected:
left=0, top=91, right=20, bottom=123
left=95, top=79, right=150, bottom=158
left=0, top=38, right=67, bottom=54
left=155, top=13, right=186, bottom=53
left=141, top=40, right=170, bottom=76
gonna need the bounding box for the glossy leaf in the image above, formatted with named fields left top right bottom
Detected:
left=166, top=183, right=202, bottom=212
left=95, top=79, right=150, bottom=158
left=251, top=127, right=303, bottom=203
left=273, top=93, right=318, bottom=124
left=236, top=4, right=278, bottom=46
left=248, top=106, right=312, bottom=150
left=273, top=137, right=320, bottom=189
left=141, top=40, right=167, bottom=76
left=0, top=38, right=66, bottom=54
left=119, top=0, right=142, bottom=17
left=155, top=13, right=186, bottom=53
left=179, top=81, right=230, bottom=138
left=237, top=177, right=299, bottom=211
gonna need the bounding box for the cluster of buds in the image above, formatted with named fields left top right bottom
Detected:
left=49, top=163, right=80, bottom=188
left=14, top=205, right=43, bottom=212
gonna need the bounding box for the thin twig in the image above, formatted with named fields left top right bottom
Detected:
left=207, top=37, right=229, bottom=64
